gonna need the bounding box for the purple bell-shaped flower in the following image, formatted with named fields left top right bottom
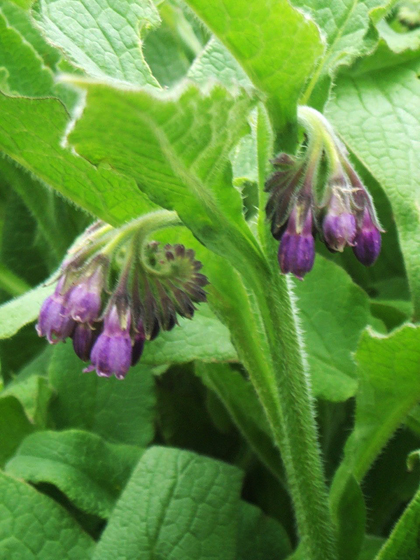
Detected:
left=36, top=277, right=75, bottom=344
left=353, top=208, right=382, bottom=266
left=278, top=205, right=315, bottom=280
left=322, top=192, right=356, bottom=252
left=84, top=301, right=132, bottom=380
left=66, top=261, right=106, bottom=324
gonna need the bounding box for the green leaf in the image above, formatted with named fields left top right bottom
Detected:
left=0, top=280, right=53, bottom=339
left=155, top=364, right=240, bottom=461
left=92, top=446, right=243, bottom=560
left=351, top=20, right=420, bottom=75
left=360, top=536, right=386, bottom=560
left=0, top=157, right=86, bottom=261
left=143, top=1, right=198, bottom=87
left=195, top=361, right=284, bottom=482
left=0, top=472, right=94, bottom=559
left=187, top=37, right=251, bottom=89
left=1, top=0, right=61, bottom=68
left=1, top=189, right=49, bottom=286
left=0, top=92, right=157, bottom=224
left=183, top=0, right=323, bottom=136
left=326, top=61, right=420, bottom=320
left=68, top=80, right=264, bottom=274
left=331, top=324, right=420, bottom=513
left=374, top=484, right=420, bottom=559
left=48, top=343, right=157, bottom=447
left=297, top=0, right=394, bottom=107
left=333, top=475, right=366, bottom=560
left=363, top=429, right=420, bottom=535
left=2, top=374, right=53, bottom=427
left=33, top=0, right=161, bottom=87
left=0, top=8, right=55, bottom=96
left=6, top=429, right=143, bottom=518
left=142, top=303, right=237, bottom=365
left=293, top=255, right=372, bottom=402
left=237, top=501, right=292, bottom=560
left=0, top=396, right=34, bottom=467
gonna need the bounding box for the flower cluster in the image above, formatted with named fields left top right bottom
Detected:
left=265, top=109, right=383, bottom=279
left=36, top=218, right=208, bottom=379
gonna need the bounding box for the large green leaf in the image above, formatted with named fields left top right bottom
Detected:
left=237, top=501, right=292, bottom=560
left=0, top=472, right=94, bottom=559
left=68, top=80, right=264, bottom=275
left=92, top=446, right=243, bottom=560
left=187, top=37, right=251, bottom=89
left=331, top=325, right=420, bottom=512
left=33, top=0, right=161, bottom=87
left=1, top=374, right=53, bottom=427
left=6, top=429, right=142, bottom=518
left=1, top=0, right=61, bottom=69
left=0, top=8, right=54, bottom=96
left=183, top=0, right=323, bottom=136
left=350, top=19, right=420, bottom=75
left=0, top=158, right=88, bottom=261
left=326, top=61, right=420, bottom=320
left=0, top=92, right=157, bottom=225
left=48, top=343, right=157, bottom=447
left=0, top=280, right=53, bottom=339
left=0, top=396, right=34, bottom=467
left=296, top=0, right=394, bottom=106
left=143, top=1, right=200, bottom=87
left=142, top=303, right=237, bottom=365
left=293, top=255, right=372, bottom=402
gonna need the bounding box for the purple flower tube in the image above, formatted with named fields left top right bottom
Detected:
left=278, top=206, right=315, bottom=280
left=84, top=302, right=132, bottom=379
left=36, top=277, right=75, bottom=343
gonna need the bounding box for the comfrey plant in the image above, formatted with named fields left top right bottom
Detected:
left=36, top=214, right=208, bottom=378
left=0, top=1, right=419, bottom=560
left=266, top=108, right=383, bottom=279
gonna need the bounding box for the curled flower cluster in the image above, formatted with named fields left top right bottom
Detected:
left=265, top=108, right=383, bottom=280
left=36, top=218, right=208, bottom=379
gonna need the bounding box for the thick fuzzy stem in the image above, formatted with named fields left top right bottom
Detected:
left=239, top=261, right=337, bottom=560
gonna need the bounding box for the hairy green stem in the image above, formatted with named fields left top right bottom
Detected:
left=244, top=265, right=338, bottom=560
left=240, top=105, right=338, bottom=558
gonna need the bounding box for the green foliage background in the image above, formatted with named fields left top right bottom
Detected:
left=0, top=0, right=419, bottom=559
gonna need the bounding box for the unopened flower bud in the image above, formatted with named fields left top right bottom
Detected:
left=353, top=208, right=382, bottom=266
left=84, top=300, right=132, bottom=379
left=36, top=277, right=75, bottom=343
left=278, top=206, right=315, bottom=280
left=72, top=322, right=100, bottom=362
left=131, top=320, right=146, bottom=366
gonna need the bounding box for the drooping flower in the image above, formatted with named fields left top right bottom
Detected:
left=36, top=277, right=75, bottom=343
left=322, top=189, right=356, bottom=252
left=84, top=300, right=132, bottom=380
left=353, top=208, right=382, bottom=266
left=265, top=106, right=383, bottom=277
left=278, top=204, right=315, bottom=280
left=66, top=261, right=107, bottom=324
left=36, top=215, right=208, bottom=379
